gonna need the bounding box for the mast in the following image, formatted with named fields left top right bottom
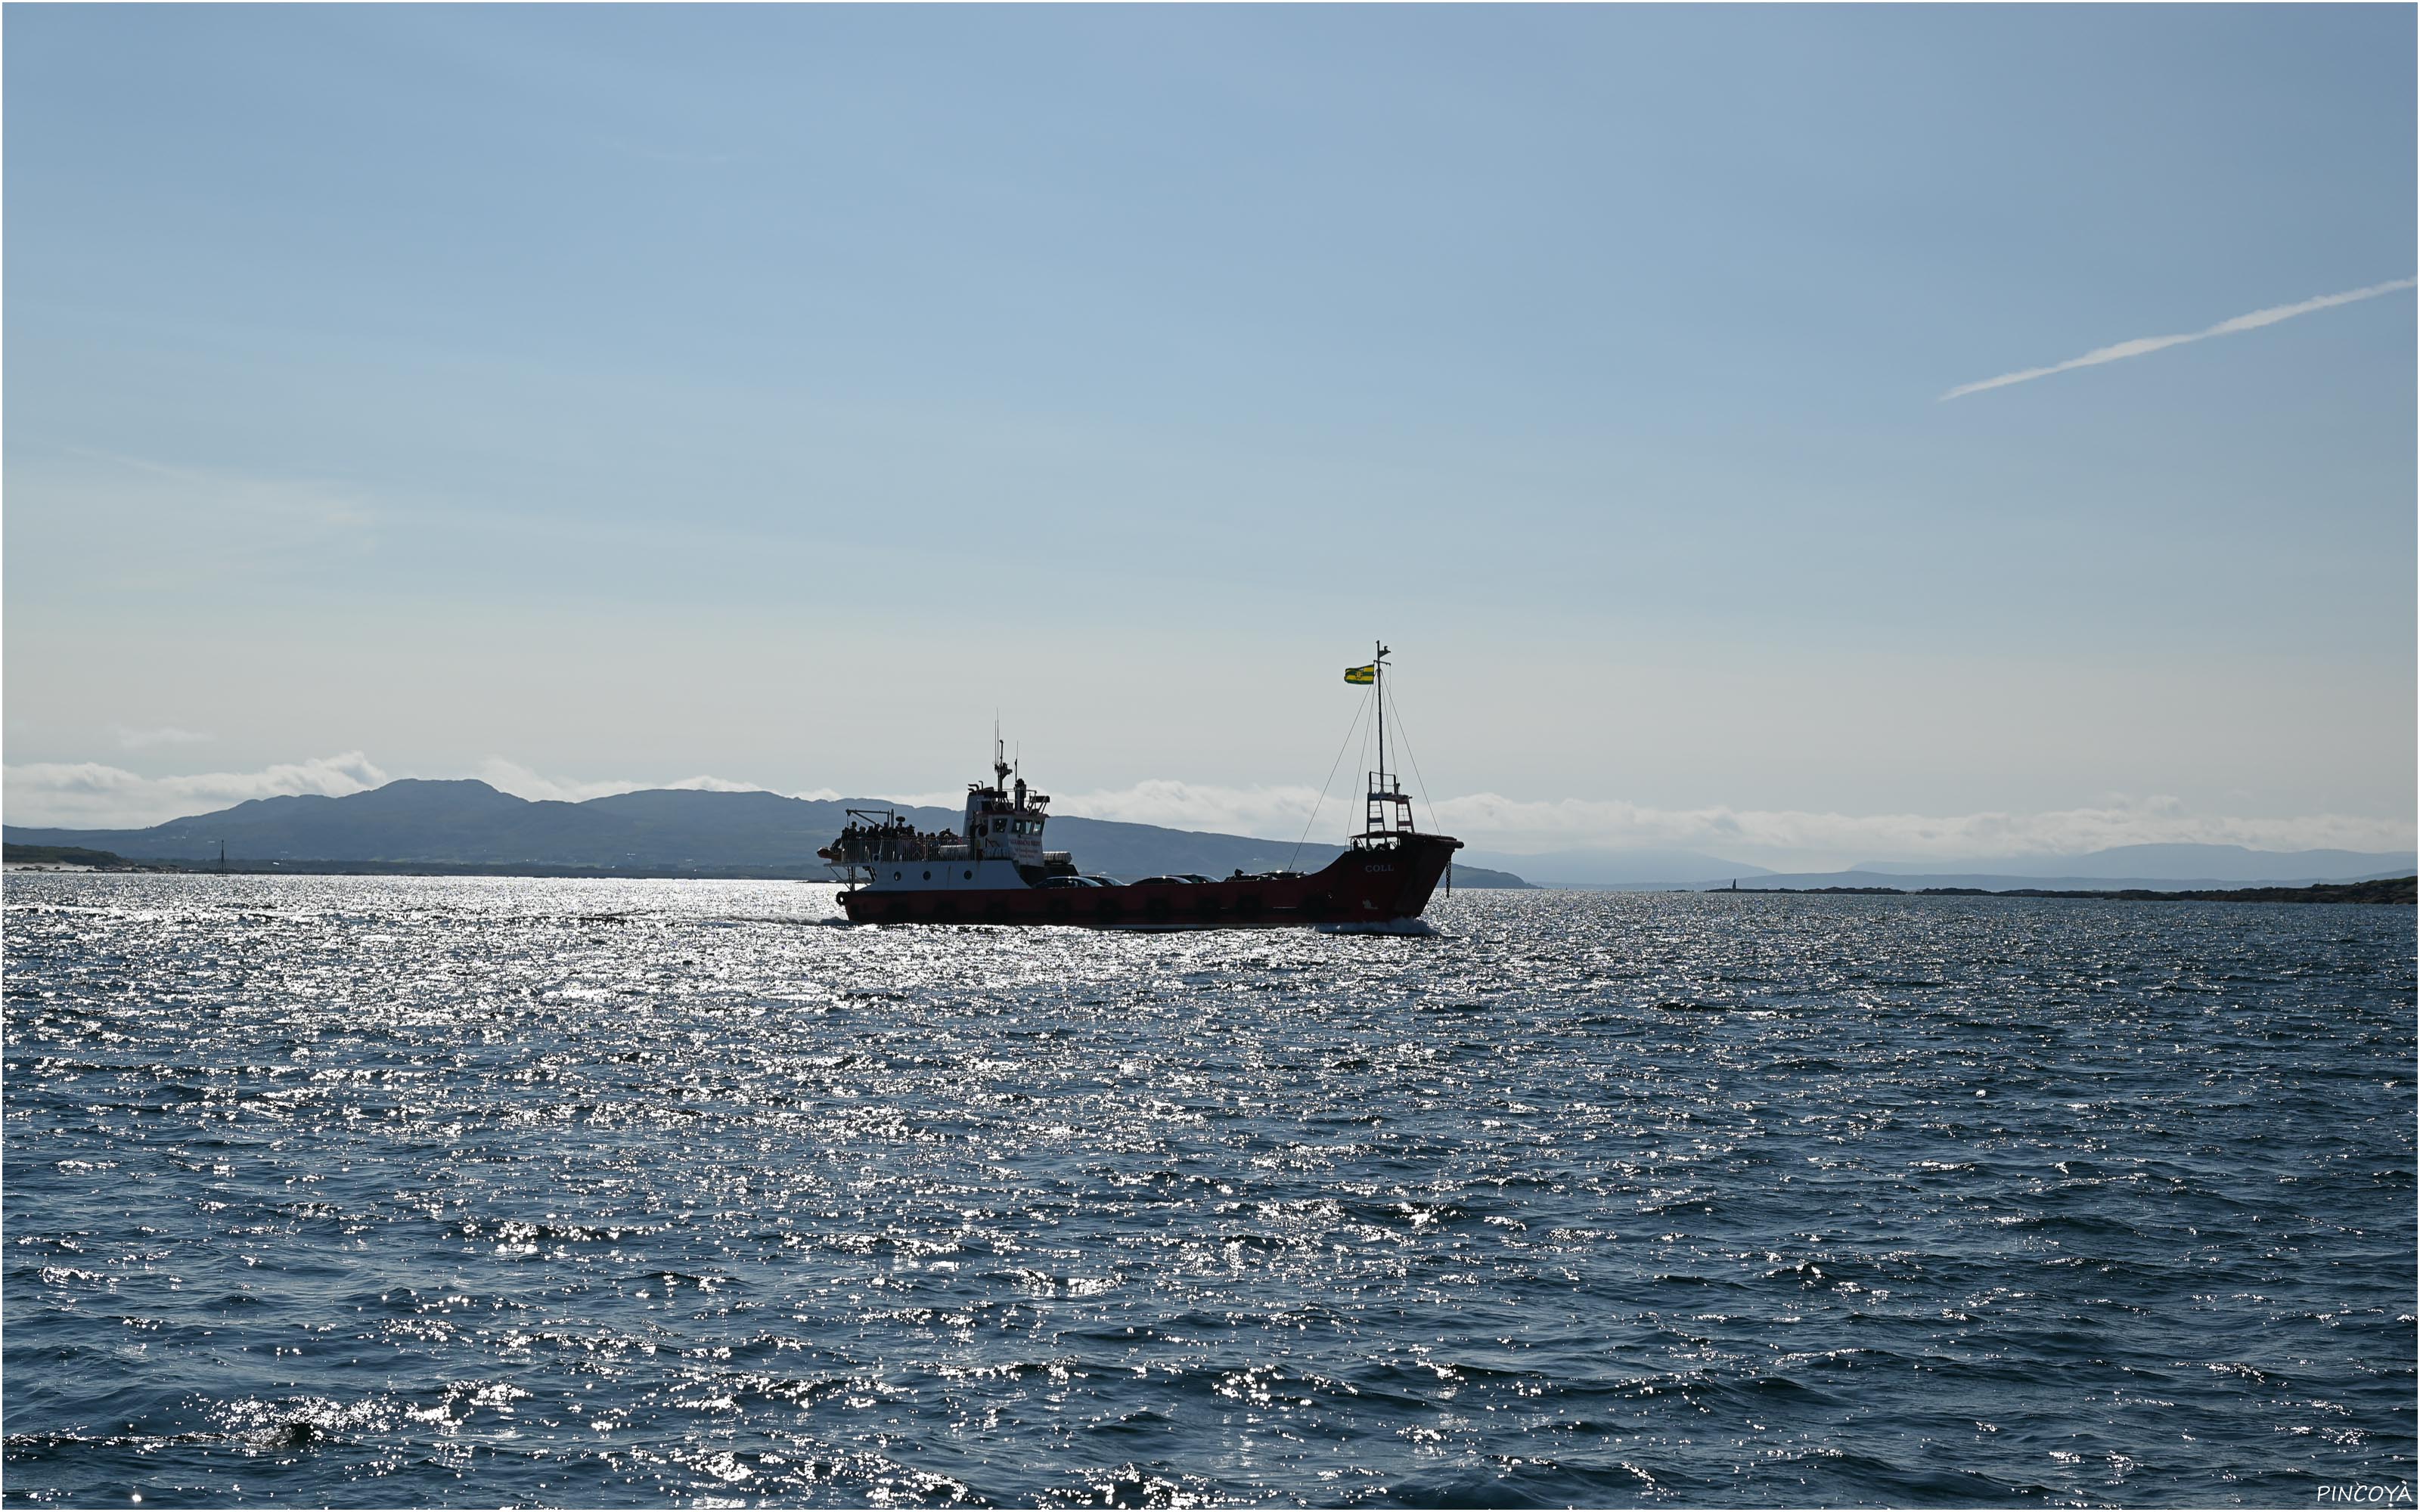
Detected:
left=1375, top=639, right=1385, bottom=792
left=1361, top=640, right=1402, bottom=840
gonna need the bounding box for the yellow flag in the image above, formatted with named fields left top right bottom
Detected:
left=1344, top=665, right=1376, bottom=684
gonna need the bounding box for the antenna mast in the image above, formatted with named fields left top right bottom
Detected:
left=1374, top=640, right=1388, bottom=790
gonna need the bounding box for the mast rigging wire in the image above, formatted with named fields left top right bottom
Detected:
left=1383, top=681, right=1445, bottom=836
left=1289, top=686, right=1373, bottom=872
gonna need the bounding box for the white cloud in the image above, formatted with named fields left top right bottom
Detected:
left=113, top=725, right=216, bottom=750
left=4, top=752, right=389, bottom=829
left=1045, top=779, right=2412, bottom=868
left=1424, top=790, right=2412, bottom=864
left=1053, top=778, right=1332, bottom=839
left=471, top=758, right=836, bottom=806
left=3, top=749, right=851, bottom=828
left=1941, top=276, right=2418, bottom=401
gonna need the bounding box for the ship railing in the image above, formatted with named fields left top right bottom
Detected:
left=822, top=833, right=966, bottom=865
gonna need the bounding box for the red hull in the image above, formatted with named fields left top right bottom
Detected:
left=839, top=834, right=1463, bottom=929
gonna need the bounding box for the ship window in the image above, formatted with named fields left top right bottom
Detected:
left=922, top=870, right=931, bottom=880
left=963, top=869, right=973, bottom=879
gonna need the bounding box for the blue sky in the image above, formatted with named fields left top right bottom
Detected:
left=6, top=5, right=2413, bottom=866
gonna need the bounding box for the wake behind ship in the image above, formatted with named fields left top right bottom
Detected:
left=820, top=645, right=1462, bottom=929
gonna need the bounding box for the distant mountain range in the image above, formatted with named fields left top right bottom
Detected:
left=1727, top=865, right=2418, bottom=894
left=0, top=779, right=1536, bottom=888
left=1454, top=841, right=2412, bottom=891
left=1846, top=844, right=2418, bottom=884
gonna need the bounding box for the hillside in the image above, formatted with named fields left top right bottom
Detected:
left=2, top=782, right=1534, bottom=888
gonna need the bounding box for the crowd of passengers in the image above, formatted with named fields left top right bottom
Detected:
left=824, top=820, right=961, bottom=863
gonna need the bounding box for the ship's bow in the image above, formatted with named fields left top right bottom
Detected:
left=1388, top=833, right=1464, bottom=919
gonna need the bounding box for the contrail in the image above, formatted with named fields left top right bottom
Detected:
left=1941, top=276, right=2417, bottom=401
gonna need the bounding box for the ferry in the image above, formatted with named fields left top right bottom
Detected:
left=820, top=644, right=1462, bottom=929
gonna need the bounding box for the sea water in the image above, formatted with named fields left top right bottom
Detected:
left=5, top=875, right=2412, bottom=1506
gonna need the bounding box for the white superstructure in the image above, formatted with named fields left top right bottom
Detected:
left=818, top=733, right=1060, bottom=891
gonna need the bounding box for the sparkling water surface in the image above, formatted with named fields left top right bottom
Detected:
left=5, top=875, right=2412, bottom=1507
